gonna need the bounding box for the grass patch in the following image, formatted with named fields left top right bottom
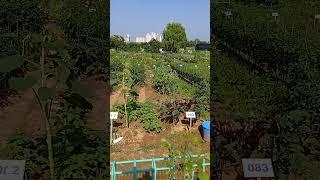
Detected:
left=139, top=144, right=160, bottom=151
left=172, top=77, right=196, bottom=98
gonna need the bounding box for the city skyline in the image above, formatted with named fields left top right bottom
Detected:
left=110, top=0, right=209, bottom=41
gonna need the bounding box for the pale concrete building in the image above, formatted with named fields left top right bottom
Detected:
left=136, top=37, right=145, bottom=43
left=145, top=32, right=162, bottom=42
left=124, top=34, right=130, bottom=43
left=135, top=32, right=162, bottom=43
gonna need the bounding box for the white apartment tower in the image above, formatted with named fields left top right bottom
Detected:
left=136, top=37, right=145, bottom=43
left=124, top=34, right=130, bottom=43
left=145, top=32, right=162, bottom=42
left=136, top=32, right=162, bottom=43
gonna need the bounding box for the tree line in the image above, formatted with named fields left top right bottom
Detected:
left=110, top=22, right=209, bottom=53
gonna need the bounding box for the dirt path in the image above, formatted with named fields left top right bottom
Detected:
left=110, top=91, right=125, bottom=107
left=0, top=90, right=44, bottom=145
left=84, top=77, right=108, bottom=131
left=111, top=121, right=209, bottom=162
left=136, top=64, right=167, bottom=104
left=0, top=77, right=110, bottom=145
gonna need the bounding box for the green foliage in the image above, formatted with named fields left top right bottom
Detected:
left=128, top=60, right=145, bottom=85
left=1, top=101, right=107, bottom=180
left=193, top=81, right=209, bottom=118
left=58, top=0, right=106, bottom=39
left=110, top=35, right=125, bottom=50
left=152, top=64, right=175, bottom=94
left=162, top=22, right=188, bottom=52
left=0, top=133, right=48, bottom=179
left=38, top=87, right=56, bottom=101
left=9, top=75, right=38, bottom=91
left=112, top=101, right=161, bottom=132
left=0, top=0, right=48, bottom=33
left=67, top=37, right=109, bottom=80
left=145, top=39, right=162, bottom=53
left=122, top=42, right=142, bottom=52
left=161, top=133, right=209, bottom=179
left=0, top=55, right=25, bottom=73
left=139, top=102, right=161, bottom=133
left=160, top=100, right=192, bottom=124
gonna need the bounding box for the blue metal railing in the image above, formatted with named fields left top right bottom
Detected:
left=110, top=154, right=210, bottom=180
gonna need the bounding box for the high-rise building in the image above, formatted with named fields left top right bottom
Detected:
left=136, top=37, right=145, bottom=43
left=145, top=32, right=162, bottom=42
left=136, top=32, right=163, bottom=43
left=124, top=34, right=130, bottom=43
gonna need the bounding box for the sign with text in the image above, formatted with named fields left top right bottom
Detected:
left=186, top=112, right=196, bottom=118
left=0, top=160, right=25, bottom=180
left=242, top=158, right=275, bottom=178
left=315, top=14, right=320, bottom=19
left=110, top=112, right=118, bottom=120
left=272, top=12, right=279, bottom=17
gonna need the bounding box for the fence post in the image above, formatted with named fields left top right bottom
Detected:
left=202, top=156, right=206, bottom=173
left=133, top=160, right=137, bottom=180
left=152, top=159, right=157, bottom=180
left=111, top=162, right=116, bottom=180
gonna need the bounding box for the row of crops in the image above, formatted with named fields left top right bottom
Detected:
left=212, top=45, right=320, bottom=179
left=217, top=0, right=320, bottom=81
left=211, top=0, right=320, bottom=178
left=110, top=51, right=210, bottom=133
left=0, top=1, right=110, bottom=179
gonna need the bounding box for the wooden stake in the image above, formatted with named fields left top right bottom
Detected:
left=189, top=118, right=192, bottom=131
left=110, top=118, right=113, bottom=144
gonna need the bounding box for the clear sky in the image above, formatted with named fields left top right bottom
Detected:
left=110, top=0, right=210, bottom=42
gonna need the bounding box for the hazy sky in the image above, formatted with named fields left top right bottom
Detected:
left=110, top=0, right=210, bottom=41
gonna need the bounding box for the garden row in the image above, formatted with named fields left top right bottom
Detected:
left=212, top=0, right=320, bottom=177
left=0, top=1, right=110, bottom=179
left=110, top=51, right=210, bottom=133
left=216, top=0, right=320, bottom=82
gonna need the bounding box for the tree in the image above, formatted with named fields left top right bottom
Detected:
left=145, top=39, right=162, bottom=53
left=0, top=0, right=48, bottom=34
left=110, top=35, right=125, bottom=50
left=162, top=22, right=188, bottom=52
left=58, top=0, right=106, bottom=39
left=122, top=42, right=141, bottom=52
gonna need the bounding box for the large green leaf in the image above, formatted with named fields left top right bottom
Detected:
left=31, top=33, right=42, bottom=44
left=0, top=55, right=25, bottom=73
left=45, top=39, right=65, bottom=51
left=0, top=33, right=18, bottom=38
left=56, top=64, right=70, bottom=82
left=38, top=87, right=56, bottom=101
left=9, top=75, right=38, bottom=92
left=71, top=81, right=90, bottom=97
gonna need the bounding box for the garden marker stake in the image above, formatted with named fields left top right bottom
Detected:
left=186, top=112, right=196, bottom=132
left=110, top=112, right=118, bottom=144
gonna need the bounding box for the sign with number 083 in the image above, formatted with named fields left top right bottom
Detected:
left=186, top=112, right=196, bottom=118
left=242, top=159, right=274, bottom=178
left=0, top=160, right=25, bottom=180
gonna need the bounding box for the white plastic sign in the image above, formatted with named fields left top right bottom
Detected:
left=315, top=14, right=320, bottom=19
left=242, top=159, right=275, bottom=178
left=186, top=112, right=196, bottom=118
left=272, top=12, right=279, bottom=17
left=225, top=11, right=232, bottom=16
left=0, top=160, right=26, bottom=180
left=110, top=112, right=118, bottom=120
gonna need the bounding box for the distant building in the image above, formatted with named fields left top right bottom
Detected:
left=136, top=37, right=145, bottom=43
left=135, top=32, right=162, bottom=43
left=146, top=32, right=162, bottom=42
left=124, top=34, right=130, bottom=43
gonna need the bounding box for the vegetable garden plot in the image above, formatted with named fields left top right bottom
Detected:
left=212, top=2, right=320, bottom=174
left=110, top=51, right=210, bottom=178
